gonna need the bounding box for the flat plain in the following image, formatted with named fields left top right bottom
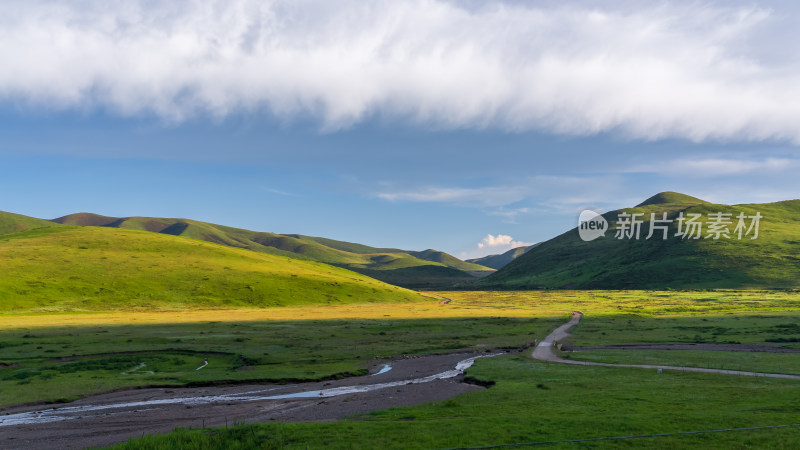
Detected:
left=2, top=290, right=799, bottom=448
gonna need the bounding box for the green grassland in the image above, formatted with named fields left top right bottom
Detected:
left=568, top=310, right=800, bottom=347
left=50, top=212, right=493, bottom=288
left=110, top=290, right=800, bottom=449
left=0, top=225, right=423, bottom=312
left=0, top=316, right=560, bottom=405
left=566, top=349, right=800, bottom=375
left=0, top=210, right=61, bottom=235
left=441, top=289, right=800, bottom=316
left=3, top=289, right=799, bottom=449
left=115, top=356, right=800, bottom=449
left=446, top=290, right=800, bottom=370
left=479, top=192, right=800, bottom=289
left=448, top=289, right=800, bottom=382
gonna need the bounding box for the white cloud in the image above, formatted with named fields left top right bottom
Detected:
left=463, top=233, right=533, bottom=259
left=479, top=234, right=511, bottom=248
left=3, top=1, right=800, bottom=143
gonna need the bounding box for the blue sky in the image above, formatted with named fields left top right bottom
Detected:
left=1, top=0, right=798, bottom=259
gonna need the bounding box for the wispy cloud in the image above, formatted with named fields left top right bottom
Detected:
left=489, top=207, right=533, bottom=224
left=3, top=1, right=800, bottom=143
left=375, top=175, right=627, bottom=214
left=627, top=157, right=798, bottom=177
left=376, top=185, right=528, bottom=207
left=260, top=187, right=299, bottom=197
left=687, top=186, right=800, bottom=205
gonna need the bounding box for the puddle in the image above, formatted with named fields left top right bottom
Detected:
left=371, top=364, right=392, bottom=376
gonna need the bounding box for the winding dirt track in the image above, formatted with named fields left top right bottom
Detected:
left=532, top=312, right=800, bottom=380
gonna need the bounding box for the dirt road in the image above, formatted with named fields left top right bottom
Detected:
left=572, top=343, right=800, bottom=353
left=532, top=312, right=800, bottom=380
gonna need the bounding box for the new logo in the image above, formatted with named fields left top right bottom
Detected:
left=578, top=209, right=608, bottom=241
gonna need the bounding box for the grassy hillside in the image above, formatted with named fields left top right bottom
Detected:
left=479, top=192, right=800, bottom=289
left=0, top=211, right=62, bottom=236
left=51, top=214, right=492, bottom=288
left=51, top=212, right=120, bottom=227
left=409, top=249, right=492, bottom=272
left=0, top=226, right=424, bottom=312
left=636, top=191, right=710, bottom=207
left=289, top=234, right=405, bottom=254
left=467, top=245, right=535, bottom=270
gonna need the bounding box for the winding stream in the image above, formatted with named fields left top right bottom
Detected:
left=0, top=353, right=500, bottom=427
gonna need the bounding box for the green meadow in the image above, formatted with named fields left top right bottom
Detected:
left=448, top=290, right=800, bottom=374
left=566, top=349, right=800, bottom=375
left=4, top=290, right=800, bottom=407
left=114, top=356, right=800, bottom=449
left=0, top=316, right=560, bottom=406
left=3, top=290, right=799, bottom=448
left=568, top=310, right=800, bottom=346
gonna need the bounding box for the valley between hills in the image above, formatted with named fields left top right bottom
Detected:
left=1, top=192, right=799, bottom=449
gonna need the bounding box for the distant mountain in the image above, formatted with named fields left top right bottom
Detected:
left=51, top=212, right=121, bottom=227
left=0, top=222, right=421, bottom=312
left=478, top=192, right=800, bottom=289
left=50, top=213, right=493, bottom=289
left=467, top=245, right=536, bottom=270
left=636, top=192, right=710, bottom=207
left=409, top=249, right=492, bottom=273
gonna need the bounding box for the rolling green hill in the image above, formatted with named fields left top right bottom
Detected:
left=287, top=234, right=405, bottom=254
left=478, top=192, right=800, bottom=289
left=0, top=211, right=62, bottom=236
left=466, top=245, right=536, bottom=270
left=636, top=191, right=710, bottom=207
left=0, top=225, right=424, bottom=312
left=52, top=213, right=493, bottom=288
left=408, top=249, right=492, bottom=272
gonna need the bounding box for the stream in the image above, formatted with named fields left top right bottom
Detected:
left=0, top=353, right=500, bottom=427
